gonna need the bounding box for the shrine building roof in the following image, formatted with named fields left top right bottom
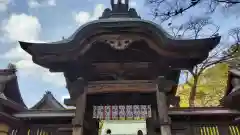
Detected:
left=31, top=91, right=65, bottom=110
left=0, top=67, right=27, bottom=112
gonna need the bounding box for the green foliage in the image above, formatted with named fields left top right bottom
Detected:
left=227, top=44, right=240, bottom=68
left=177, top=63, right=229, bottom=107
left=99, top=120, right=104, bottom=135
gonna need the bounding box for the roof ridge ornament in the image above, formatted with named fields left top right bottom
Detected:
left=111, top=0, right=129, bottom=11
left=8, top=63, right=17, bottom=73
left=0, top=63, right=17, bottom=100
left=45, top=91, right=54, bottom=99
left=100, top=0, right=140, bottom=19
left=45, top=91, right=52, bottom=94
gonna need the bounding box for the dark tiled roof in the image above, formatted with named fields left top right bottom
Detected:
left=0, top=112, right=22, bottom=127
left=31, top=91, right=65, bottom=110
left=0, top=69, right=26, bottom=108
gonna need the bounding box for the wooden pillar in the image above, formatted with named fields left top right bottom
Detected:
left=18, top=126, right=29, bottom=135
left=146, top=108, right=158, bottom=135
left=156, top=90, right=171, bottom=135
left=0, top=123, right=9, bottom=135
left=71, top=78, right=87, bottom=135
left=218, top=124, right=230, bottom=135
left=72, top=91, right=87, bottom=135
left=156, top=76, right=174, bottom=135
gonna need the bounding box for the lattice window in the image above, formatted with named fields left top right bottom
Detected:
left=27, top=128, right=52, bottom=135
left=10, top=128, right=52, bottom=135
left=195, top=125, right=240, bottom=135
left=229, top=126, right=240, bottom=135
left=199, top=126, right=219, bottom=135
left=10, top=129, right=18, bottom=135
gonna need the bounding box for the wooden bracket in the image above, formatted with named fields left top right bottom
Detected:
left=167, top=95, right=180, bottom=107
left=67, top=77, right=85, bottom=101
left=156, top=76, right=175, bottom=92
left=72, top=118, right=82, bottom=127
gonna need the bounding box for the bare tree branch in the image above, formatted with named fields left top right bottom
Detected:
left=146, top=0, right=240, bottom=22
left=226, top=27, right=240, bottom=68
left=168, top=17, right=239, bottom=107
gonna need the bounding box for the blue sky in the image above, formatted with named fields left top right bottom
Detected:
left=0, top=0, right=239, bottom=108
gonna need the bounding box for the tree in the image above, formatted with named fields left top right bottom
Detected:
left=98, top=120, right=104, bottom=135
left=146, top=0, right=240, bottom=22
left=169, top=17, right=239, bottom=107
left=177, top=63, right=228, bottom=107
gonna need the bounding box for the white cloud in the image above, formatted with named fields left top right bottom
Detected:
left=28, top=0, right=40, bottom=8
left=47, top=0, right=56, bottom=6
left=129, top=1, right=137, bottom=7
left=0, top=0, right=10, bottom=12
left=2, top=14, right=41, bottom=41
left=28, top=0, right=56, bottom=8
left=92, top=4, right=105, bottom=19
left=74, top=4, right=105, bottom=25
left=1, top=46, right=32, bottom=60
left=74, top=11, right=91, bottom=25
left=1, top=13, right=65, bottom=87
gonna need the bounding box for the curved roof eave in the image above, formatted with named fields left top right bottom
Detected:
left=0, top=69, right=27, bottom=108
left=19, top=18, right=220, bottom=57
left=165, top=36, right=221, bottom=52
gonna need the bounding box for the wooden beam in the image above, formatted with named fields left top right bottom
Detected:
left=65, top=80, right=157, bottom=106
left=13, top=107, right=240, bottom=119
left=92, top=62, right=151, bottom=70
left=65, top=93, right=155, bottom=106
left=90, top=62, right=160, bottom=81
left=87, top=80, right=156, bottom=94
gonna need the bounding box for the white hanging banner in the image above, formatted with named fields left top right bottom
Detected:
left=93, top=105, right=152, bottom=120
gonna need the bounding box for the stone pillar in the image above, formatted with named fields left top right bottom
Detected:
left=0, top=123, right=9, bottom=135
left=71, top=78, right=87, bottom=135
left=156, top=76, right=174, bottom=135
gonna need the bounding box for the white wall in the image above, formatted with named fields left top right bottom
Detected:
left=101, top=120, right=146, bottom=135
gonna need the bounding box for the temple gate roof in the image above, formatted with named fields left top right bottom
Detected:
left=17, top=0, right=222, bottom=100
left=18, top=0, right=221, bottom=72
